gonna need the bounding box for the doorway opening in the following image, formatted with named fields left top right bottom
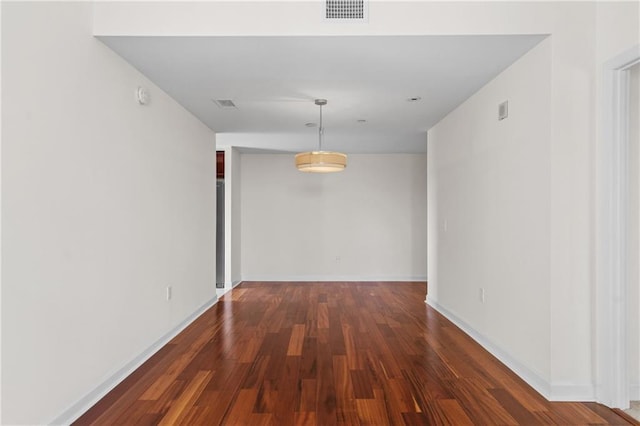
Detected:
left=216, top=151, right=225, bottom=289
left=597, top=45, right=640, bottom=411
left=625, top=61, right=640, bottom=420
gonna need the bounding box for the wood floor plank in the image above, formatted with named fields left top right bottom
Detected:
left=240, top=354, right=270, bottom=390
left=436, top=399, right=474, bottom=426
left=355, top=389, right=389, bottom=425
left=350, top=369, right=374, bottom=399
left=271, top=356, right=302, bottom=425
left=384, top=377, right=421, bottom=413
left=401, top=411, right=431, bottom=425
left=223, top=388, right=258, bottom=425
left=193, top=390, right=233, bottom=421
left=294, top=411, right=317, bottom=425
left=439, top=378, right=517, bottom=424
left=177, top=405, right=212, bottom=426
left=158, top=370, right=211, bottom=425
left=551, top=402, right=614, bottom=424
left=139, top=326, right=216, bottom=401
left=333, top=355, right=359, bottom=425
left=248, top=413, right=274, bottom=425
left=316, top=341, right=338, bottom=425
left=287, top=324, right=306, bottom=356
left=75, top=282, right=633, bottom=426
left=317, top=303, right=329, bottom=329
left=73, top=343, right=179, bottom=425
left=342, top=323, right=361, bottom=371
left=299, top=379, right=317, bottom=412
left=253, top=382, right=277, bottom=414
left=489, top=387, right=544, bottom=425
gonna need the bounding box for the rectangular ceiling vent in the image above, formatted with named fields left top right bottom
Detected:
left=213, top=99, right=237, bottom=109
left=324, top=0, right=368, bottom=21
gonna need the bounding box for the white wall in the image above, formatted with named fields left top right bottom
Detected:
left=423, top=1, right=638, bottom=402
left=220, top=146, right=242, bottom=293
left=593, top=1, right=640, bottom=407
left=241, top=154, right=427, bottom=281
left=0, top=3, right=4, bottom=422
left=428, top=38, right=551, bottom=387
left=231, top=148, right=242, bottom=285
left=1, top=3, right=216, bottom=424
left=629, top=63, right=640, bottom=401
left=221, top=147, right=232, bottom=292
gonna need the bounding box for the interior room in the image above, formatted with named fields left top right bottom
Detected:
left=1, top=1, right=639, bottom=424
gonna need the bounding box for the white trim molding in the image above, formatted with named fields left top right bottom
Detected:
left=549, top=385, right=596, bottom=402
left=216, top=287, right=229, bottom=298
left=50, top=296, right=218, bottom=425
left=240, top=276, right=428, bottom=282
left=216, top=280, right=243, bottom=298
left=596, top=44, right=640, bottom=409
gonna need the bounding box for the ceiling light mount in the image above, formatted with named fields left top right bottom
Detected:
left=295, top=99, right=347, bottom=173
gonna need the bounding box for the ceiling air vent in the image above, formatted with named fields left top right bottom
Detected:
left=324, top=0, right=368, bottom=21
left=213, top=99, right=237, bottom=109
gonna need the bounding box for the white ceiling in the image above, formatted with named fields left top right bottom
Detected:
left=99, top=35, right=545, bottom=153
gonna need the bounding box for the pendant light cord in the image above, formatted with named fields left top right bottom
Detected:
left=295, top=99, right=346, bottom=173
left=318, top=103, right=323, bottom=151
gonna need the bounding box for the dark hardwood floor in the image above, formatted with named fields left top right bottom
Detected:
left=75, top=282, right=632, bottom=425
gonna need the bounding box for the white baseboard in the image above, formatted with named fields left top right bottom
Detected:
left=216, top=284, right=231, bottom=298
left=549, top=384, right=596, bottom=401
left=426, top=296, right=552, bottom=399
left=216, top=281, right=243, bottom=298
left=240, top=275, right=427, bottom=282
left=50, top=296, right=218, bottom=425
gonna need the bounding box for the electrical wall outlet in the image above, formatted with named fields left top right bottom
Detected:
left=480, top=288, right=485, bottom=303
left=166, top=286, right=172, bottom=301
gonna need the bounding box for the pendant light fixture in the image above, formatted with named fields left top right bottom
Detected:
left=295, top=99, right=347, bottom=173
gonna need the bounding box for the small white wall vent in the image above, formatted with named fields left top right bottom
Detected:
left=324, top=0, right=368, bottom=21
left=213, top=99, right=237, bottom=109
left=498, top=100, right=509, bottom=120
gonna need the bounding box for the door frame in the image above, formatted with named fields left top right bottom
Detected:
left=596, top=44, right=640, bottom=409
